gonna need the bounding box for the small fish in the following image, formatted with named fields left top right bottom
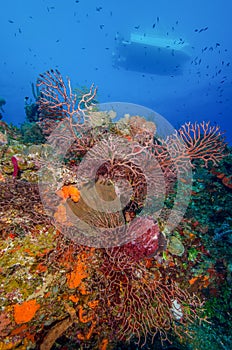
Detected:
left=176, top=20, right=178, bottom=25
left=157, top=16, right=159, bottom=22
left=152, top=23, right=156, bottom=28
left=56, top=39, right=60, bottom=42
left=134, top=25, right=140, bottom=29
left=8, top=20, right=14, bottom=23
left=18, top=28, right=22, bottom=33
left=75, top=0, right=79, bottom=2
left=99, top=24, right=104, bottom=29
left=204, top=26, right=208, bottom=31
left=194, top=28, right=198, bottom=32
left=226, top=62, right=230, bottom=66
left=96, top=7, right=102, bottom=11
left=216, top=43, right=220, bottom=47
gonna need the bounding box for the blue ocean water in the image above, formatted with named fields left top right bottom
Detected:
left=0, top=0, right=231, bottom=143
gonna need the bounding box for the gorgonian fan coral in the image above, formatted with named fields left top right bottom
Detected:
left=36, top=70, right=226, bottom=235
left=95, top=246, right=203, bottom=346
left=36, top=69, right=225, bottom=177
left=0, top=179, right=51, bottom=238
left=158, top=121, right=226, bottom=171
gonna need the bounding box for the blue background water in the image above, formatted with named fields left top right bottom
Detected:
left=1, top=0, right=231, bottom=143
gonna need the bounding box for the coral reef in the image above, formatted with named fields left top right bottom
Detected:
left=0, top=70, right=231, bottom=350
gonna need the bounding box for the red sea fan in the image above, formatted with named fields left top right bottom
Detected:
left=166, top=121, right=226, bottom=168
left=96, top=242, right=202, bottom=346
